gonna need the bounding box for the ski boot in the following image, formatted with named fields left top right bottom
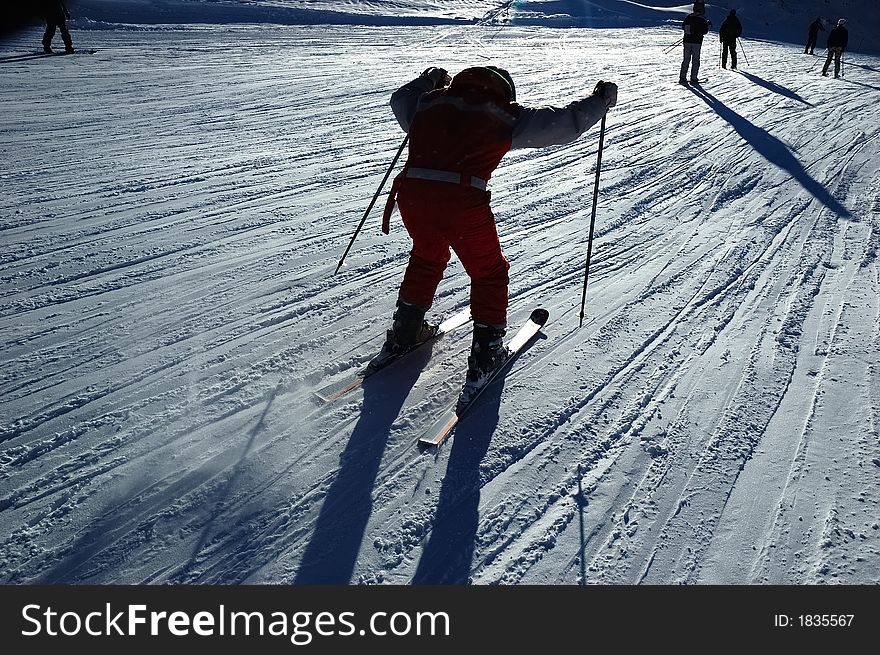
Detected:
left=368, top=300, right=438, bottom=372
left=457, top=323, right=509, bottom=409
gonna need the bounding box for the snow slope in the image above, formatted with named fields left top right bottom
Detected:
left=56, top=1, right=880, bottom=53
left=1, top=3, right=878, bottom=585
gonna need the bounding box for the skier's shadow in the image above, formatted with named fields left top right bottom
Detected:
left=736, top=70, right=812, bottom=106
left=293, top=346, right=433, bottom=585
left=689, top=85, right=852, bottom=218
left=32, top=384, right=283, bottom=584
left=410, top=379, right=504, bottom=585
left=838, top=61, right=878, bottom=73
left=0, top=53, right=53, bottom=63
left=838, top=78, right=880, bottom=92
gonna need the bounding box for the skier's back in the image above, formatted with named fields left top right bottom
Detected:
left=822, top=19, right=848, bottom=77
left=805, top=17, right=824, bottom=54
left=718, top=9, right=742, bottom=69
left=382, top=65, right=617, bottom=400
left=679, top=4, right=710, bottom=84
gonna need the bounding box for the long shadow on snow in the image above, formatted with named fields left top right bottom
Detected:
left=837, top=78, right=880, bottom=92
left=0, top=53, right=56, bottom=62
left=835, top=61, right=879, bottom=73
left=32, top=384, right=283, bottom=584
left=173, top=382, right=283, bottom=582
left=689, top=85, right=852, bottom=219
left=411, top=380, right=503, bottom=585
left=736, top=70, right=812, bottom=106
left=294, top=346, right=433, bottom=585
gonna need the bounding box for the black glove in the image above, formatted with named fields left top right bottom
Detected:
left=593, top=80, right=618, bottom=108
left=421, top=67, right=451, bottom=89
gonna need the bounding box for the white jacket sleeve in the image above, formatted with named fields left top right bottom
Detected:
left=389, top=76, right=435, bottom=132
left=511, top=95, right=608, bottom=149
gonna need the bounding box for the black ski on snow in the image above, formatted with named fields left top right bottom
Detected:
left=418, top=308, right=549, bottom=448
left=312, top=307, right=472, bottom=403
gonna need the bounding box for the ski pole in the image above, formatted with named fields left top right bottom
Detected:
left=334, top=135, right=408, bottom=274
left=738, top=38, right=749, bottom=66
left=663, top=38, right=682, bottom=54
left=579, top=113, right=607, bottom=328
left=809, top=48, right=825, bottom=71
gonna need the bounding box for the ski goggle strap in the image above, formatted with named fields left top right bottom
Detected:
left=485, top=66, right=516, bottom=102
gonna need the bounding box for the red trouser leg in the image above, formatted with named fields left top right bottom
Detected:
left=396, top=185, right=451, bottom=310
left=397, top=181, right=509, bottom=326
left=398, top=240, right=450, bottom=311
left=448, top=203, right=509, bottom=327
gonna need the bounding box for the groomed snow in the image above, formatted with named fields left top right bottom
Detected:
left=1, top=2, right=878, bottom=585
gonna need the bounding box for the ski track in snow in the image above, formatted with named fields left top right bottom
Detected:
left=0, top=25, right=878, bottom=585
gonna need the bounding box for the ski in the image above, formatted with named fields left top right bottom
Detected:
left=312, top=307, right=472, bottom=403
left=418, top=308, right=549, bottom=448
left=45, top=49, right=98, bottom=56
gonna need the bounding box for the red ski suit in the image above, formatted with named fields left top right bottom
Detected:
left=388, top=69, right=609, bottom=327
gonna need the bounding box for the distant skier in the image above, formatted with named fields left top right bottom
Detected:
left=380, top=66, right=617, bottom=400
left=719, top=9, right=742, bottom=70
left=680, top=3, right=710, bottom=85
left=805, top=17, right=825, bottom=54
left=41, top=0, right=74, bottom=54
left=821, top=19, right=848, bottom=78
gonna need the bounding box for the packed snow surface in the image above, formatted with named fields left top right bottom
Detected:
left=1, top=2, right=878, bottom=585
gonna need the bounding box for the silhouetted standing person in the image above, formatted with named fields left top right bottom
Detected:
left=822, top=19, right=848, bottom=78
left=680, top=3, right=710, bottom=85
left=719, top=9, right=742, bottom=69
left=41, top=0, right=74, bottom=54
left=805, top=17, right=824, bottom=54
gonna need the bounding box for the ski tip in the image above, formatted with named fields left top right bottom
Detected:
left=528, top=308, right=549, bottom=327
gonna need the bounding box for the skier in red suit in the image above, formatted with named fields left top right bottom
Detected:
left=381, top=65, right=617, bottom=395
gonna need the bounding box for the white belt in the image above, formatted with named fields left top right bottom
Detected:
left=405, top=167, right=488, bottom=191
